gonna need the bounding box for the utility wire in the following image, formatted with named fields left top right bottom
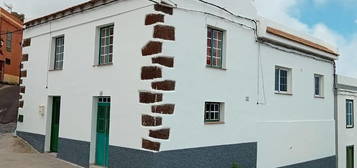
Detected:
left=259, top=40, right=334, bottom=64
left=176, top=7, right=255, bottom=30
left=197, top=0, right=255, bottom=22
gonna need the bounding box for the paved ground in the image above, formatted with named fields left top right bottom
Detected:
left=0, top=134, right=80, bottom=168
left=0, top=122, right=17, bottom=134
left=0, top=84, right=92, bottom=168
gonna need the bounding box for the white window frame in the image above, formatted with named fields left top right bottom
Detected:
left=206, top=27, right=225, bottom=69
left=347, top=99, right=354, bottom=128
left=49, top=35, right=65, bottom=71
left=275, top=66, right=292, bottom=94
left=95, top=24, right=114, bottom=66
left=54, top=36, right=65, bottom=70
left=314, top=74, right=324, bottom=97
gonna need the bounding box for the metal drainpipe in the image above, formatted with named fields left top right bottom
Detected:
left=333, top=60, right=338, bottom=168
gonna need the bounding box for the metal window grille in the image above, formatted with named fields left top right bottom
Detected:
left=205, top=102, right=221, bottom=122
left=98, top=97, right=111, bottom=103
left=99, top=25, right=114, bottom=65
left=207, top=28, right=223, bottom=68
left=54, top=36, right=65, bottom=70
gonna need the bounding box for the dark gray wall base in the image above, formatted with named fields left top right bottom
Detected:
left=14, top=135, right=334, bottom=168
left=58, top=138, right=90, bottom=168
left=109, top=146, right=156, bottom=168
left=16, top=131, right=45, bottom=153
left=109, top=142, right=257, bottom=168
left=279, top=156, right=336, bottom=168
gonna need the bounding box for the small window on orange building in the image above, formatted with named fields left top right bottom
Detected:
left=6, top=32, right=12, bottom=52
left=5, top=58, right=10, bottom=65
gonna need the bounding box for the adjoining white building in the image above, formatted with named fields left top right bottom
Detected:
left=16, top=0, right=339, bottom=167
left=336, top=75, right=357, bottom=168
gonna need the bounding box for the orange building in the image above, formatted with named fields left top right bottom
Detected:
left=0, top=8, right=23, bottom=84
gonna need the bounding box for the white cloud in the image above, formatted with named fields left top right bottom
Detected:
left=313, top=0, right=328, bottom=5
left=255, top=0, right=357, bottom=78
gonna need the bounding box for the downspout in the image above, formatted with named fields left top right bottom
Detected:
left=333, top=60, right=338, bottom=168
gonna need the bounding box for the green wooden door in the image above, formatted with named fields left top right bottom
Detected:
left=347, top=146, right=354, bottom=168
left=95, top=100, right=110, bottom=167
left=50, top=97, right=61, bottom=152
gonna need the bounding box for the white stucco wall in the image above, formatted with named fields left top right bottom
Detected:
left=17, top=0, right=157, bottom=151
left=162, top=2, right=336, bottom=168
left=17, top=0, right=337, bottom=167
left=337, top=75, right=357, bottom=168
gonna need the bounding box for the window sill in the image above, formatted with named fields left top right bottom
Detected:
left=274, top=91, right=293, bottom=96
left=314, top=95, right=325, bottom=99
left=206, top=65, right=227, bottom=71
left=205, top=121, right=225, bottom=125
left=347, top=126, right=354, bottom=129
left=93, top=63, right=113, bottom=67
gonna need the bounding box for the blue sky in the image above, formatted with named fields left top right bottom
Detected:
left=256, top=0, right=357, bottom=77
left=293, top=0, right=357, bottom=39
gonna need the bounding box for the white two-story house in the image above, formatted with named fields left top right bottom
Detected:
left=17, top=0, right=339, bottom=167
left=336, top=75, right=357, bottom=168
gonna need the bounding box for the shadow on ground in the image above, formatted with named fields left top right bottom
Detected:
left=0, top=84, right=19, bottom=124
left=0, top=134, right=79, bottom=168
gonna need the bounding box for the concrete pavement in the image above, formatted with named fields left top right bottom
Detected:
left=0, top=134, right=80, bottom=168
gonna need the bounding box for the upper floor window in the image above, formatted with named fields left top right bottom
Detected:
left=6, top=32, right=12, bottom=52
left=314, top=74, right=324, bottom=97
left=54, top=36, right=65, bottom=70
left=207, top=27, right=223, bottom=68
left=99, top=25, right=114, bottom=65
left=275, top=66, right=291, bottom=93
left=347, top=99, right=354, bottom=128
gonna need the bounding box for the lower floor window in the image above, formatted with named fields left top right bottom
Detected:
left=205, top=102, right=221, bottom=122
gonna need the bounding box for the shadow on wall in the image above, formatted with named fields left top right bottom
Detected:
left=0, top=83, right=19, bottom=124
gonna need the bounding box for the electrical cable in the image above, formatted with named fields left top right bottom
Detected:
left=45, top=21, right=52, bottom=89
left=196, top=0, right=259, bottom=38
left=176, top=7, right=256, bottom=30
left=197, top=0, right=255, bottom=22
left=259, top=40, right=334, bottom=64
left=148, top=0, right=258, bottom=31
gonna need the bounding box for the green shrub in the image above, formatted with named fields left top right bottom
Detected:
left=232, top=162, right=240, bottom=168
